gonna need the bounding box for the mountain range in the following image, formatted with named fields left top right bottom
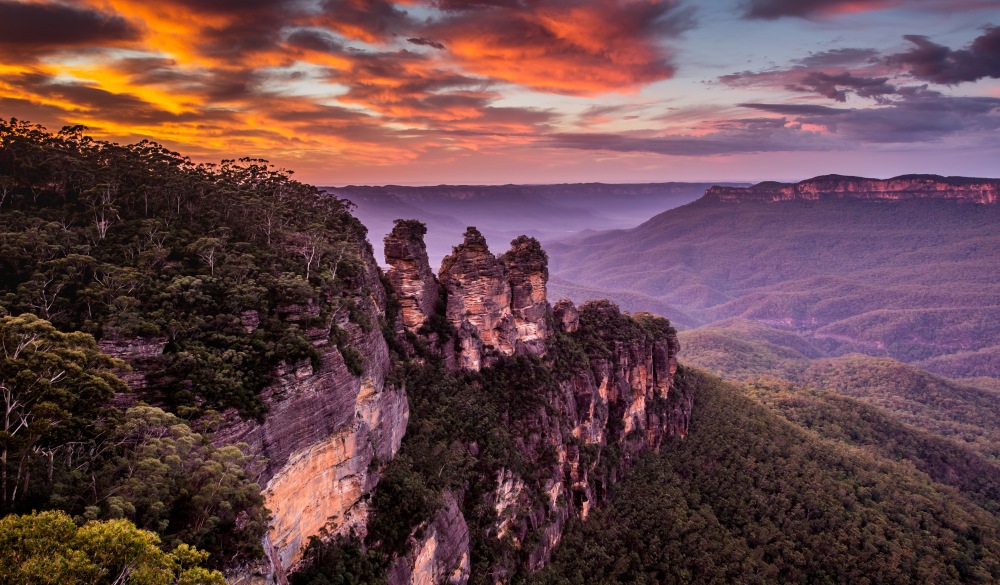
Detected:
left=547, top=175, right=1000, bottom=378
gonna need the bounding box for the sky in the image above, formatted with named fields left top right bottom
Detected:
left=2, top=0, right=999, bottom=185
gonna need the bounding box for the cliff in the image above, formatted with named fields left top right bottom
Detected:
left=102, top=238, right=409, bottom=585
left=216, top=243, right=408, bottom=584
left=379, top=223, right=690, bottom=584
left=704, top=174, right=1000, bottom=204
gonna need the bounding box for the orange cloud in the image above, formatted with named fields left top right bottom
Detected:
left=426, top=0, right=689, bottom=95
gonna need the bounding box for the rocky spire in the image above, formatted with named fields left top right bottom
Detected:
left=384, top=220, right=439, bottom=331
left=500, top=236, right=550, bottom=356
left=439, top=227, right=516, bottom=370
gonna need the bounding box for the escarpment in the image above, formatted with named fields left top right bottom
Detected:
left=705, top=174, right=1000, bottom=204
left=216, top=242, right=408, bottom=584
left=377, top=222, right=691, bottom=584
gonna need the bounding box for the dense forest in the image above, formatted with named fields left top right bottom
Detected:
left=532, top=369, right=1000, bottom=585
left=0, top=119, right=376, bottom=578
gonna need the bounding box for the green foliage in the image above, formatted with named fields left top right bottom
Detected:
left=0, top=313, right=126, bottom=510
left=0, top=314, right=267, bottom=568
left=0, top=510, right=225, bottom=585
left=74, top=406, right=268, bottom=565
left=575, top=299, right=674, bottom=360
left=533, top=369, right=1000, bottom=585
left=745, top=377, right=1000, bottom=513
left=290, top=535, right=383, bottom=585
left=0, top=119, right=367, bottom=417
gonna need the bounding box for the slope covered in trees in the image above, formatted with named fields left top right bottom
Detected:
left=533, top=369, right=1000, bottom=585
left=0, top=119, right=383, bottom=570
left=0, top=119, right=368, bottom=419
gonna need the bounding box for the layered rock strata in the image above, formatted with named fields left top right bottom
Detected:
left=386, top=492, right=471, bottom=585
left=705, top=174, right=1000, bottom=204
left=385, top=220, right=440, bottom=331
left=213, top=244, right=407, bottom=584
left=385, top=226, right=690, bottom=583
left=500, top=236, right=550, bottom=357
left=438, top=227, right=518, bottom=370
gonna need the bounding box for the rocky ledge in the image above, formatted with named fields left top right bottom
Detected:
left=704, top=174, right=1000, bottom=204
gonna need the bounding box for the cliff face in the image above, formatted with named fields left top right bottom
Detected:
left=209, top=244, right=406, bottom=584
left=385, top=220, right=440, bottom=332
left=384, top=224, right=691, bottom=583
left=500, top=236, right=549, bottom=357
left=705, top=174, right=1000, bottom=204
left=438, top=227, right=518, bottom=370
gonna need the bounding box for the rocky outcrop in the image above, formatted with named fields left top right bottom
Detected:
left=500, top=236, right=549, bottom=357
left=705, top=174, right=1000, bottom=204
left=379, top=226, right=690, bottom=583
left=212, top=244, right=408, bottom=584
left=438, top=227, right=517, bottom=370
left=97, top=336, right=167, bottom=390
left=385, top=220, right=440, bottom=331
left=483, top=300, right=687, bottom=574
left=386, top=492, right=471, bottom=585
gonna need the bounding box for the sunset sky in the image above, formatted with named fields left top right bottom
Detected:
left=2, top=0, right=999, bottom=185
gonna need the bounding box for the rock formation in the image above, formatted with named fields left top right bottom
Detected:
left=385, top=220, right=440, bottom=331
left=384, top=227, right=690, bottom=583
left=385, top=492, right=471, bottom=585
left=705, top=174, right=1000, bottom=204
left=499, top=236, right=549, bottom=357
left=438, top=227, right=517, bottom=370
left=213, top=243, right=407, bottom=584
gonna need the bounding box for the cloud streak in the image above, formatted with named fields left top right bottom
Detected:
left=890, top=26, right=1000, bottom=84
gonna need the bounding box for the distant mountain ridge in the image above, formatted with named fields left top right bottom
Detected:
left=706, top=174, right=1000, bottom=204
left=326, top=182, right=746, bottom=266
left=547, top=173, right=1000, bottom=377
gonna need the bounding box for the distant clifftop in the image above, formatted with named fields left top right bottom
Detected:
left=704, top=174, right=1000, bottom=204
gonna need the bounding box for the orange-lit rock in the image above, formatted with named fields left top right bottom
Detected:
left=705, top=174, right=1000, bottom=204
left=500, top=236, right=550, bottom=357
left=385, top=220, right=440, bottom=331
left=439, top=227, right=517, bottom=370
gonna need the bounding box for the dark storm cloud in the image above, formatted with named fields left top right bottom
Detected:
left=318, top=0, right=415, bottom=42
left=407, top=37, right=446, bottom=50
left=285, top=29, right=346, bottom=54
left=548, top=91, right=1000, bottom=157
left=743, top=0, right=887, bottom=19
left=741, top=0, right=995, bottom=20
left=890, top=26, right=1000, bottom=84
left=801, top=95, right=1000, bottom=142
left=0, top=1, right=138, bottom=56
left=796, top=72, right=897, bottom=102
left=739, top=103, right=849, bottom=115
left=795, top=48, right=880, bottom=68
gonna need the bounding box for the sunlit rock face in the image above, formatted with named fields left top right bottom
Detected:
left=705, top=174, right=1000, bottom=204
left=438, top=227, right=517, bottom=370
left=385, top=220, right=440, bottom=332
left=212, top=244, right=408, bottom=585
left=386, top=492, right=471, bottom=585
left=500, top=236, right=550, bottom=357
left=476, top=299, right=688, bottom=577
